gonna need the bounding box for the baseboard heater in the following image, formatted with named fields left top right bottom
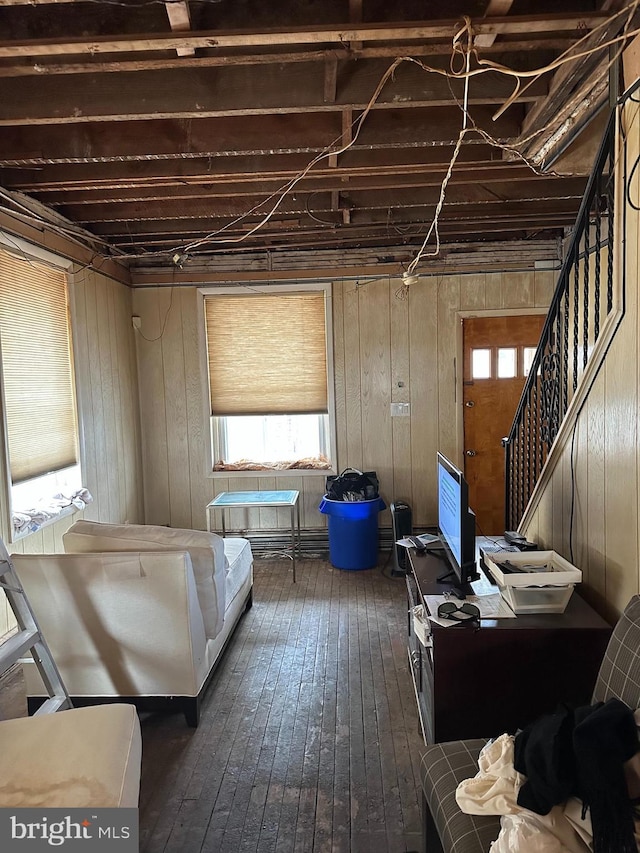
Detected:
left=227, top=526, right=435, bottom=557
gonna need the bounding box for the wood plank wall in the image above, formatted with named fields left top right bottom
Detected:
left=0, top=268, right=144, bottom=637
left=523, top=49, right=640, bottom=623
left=132, top=270, right=554, bottom=535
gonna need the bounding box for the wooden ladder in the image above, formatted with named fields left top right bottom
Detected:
left=0, top=539, right=71, bottom=714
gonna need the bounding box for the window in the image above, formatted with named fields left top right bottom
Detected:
left=497, top=347, right=517, bottom=378
left=523, top=346, right=537, bottom=376
left=203, top=286, right=334, bottom=471
left=0, top=247, right=84, bottom=535
left=471, top=348, right=492, bottom=379
left=472, top=345, right=541, bottom=380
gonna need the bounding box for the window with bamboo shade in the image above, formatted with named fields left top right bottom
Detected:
left=203, top=288, right=333, bottom=470
left=0, top=247, right=82, bottom=528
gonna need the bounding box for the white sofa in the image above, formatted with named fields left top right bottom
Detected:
left=13, top=521, right=253, bottom=726
left=0, top=703, right=141, bottom=807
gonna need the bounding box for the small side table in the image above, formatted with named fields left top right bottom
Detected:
left=206, top=490, right=301, bottom=582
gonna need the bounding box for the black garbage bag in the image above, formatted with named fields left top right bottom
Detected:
left=325, top=468, right=379, bottom=501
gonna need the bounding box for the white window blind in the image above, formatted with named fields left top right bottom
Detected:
left=205, top=291, right=328, bottom=416
left=0, top=250, right=78, bottom=484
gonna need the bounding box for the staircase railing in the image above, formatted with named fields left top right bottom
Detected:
left=503, top=111, right=621, bottom=530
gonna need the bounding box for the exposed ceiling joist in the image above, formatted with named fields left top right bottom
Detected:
left=0, top=0, right=77, bottom=4
left=0, top=2, right=627, bottom=267
left=0, top=60, right=548, bottom=126
left=165, top=1, right=195, bottom=58
left=475, top=0, right=515, bottom=48
left=0, top=39, right=578, bottom=78
left=0, top=14, right=609, bottom=59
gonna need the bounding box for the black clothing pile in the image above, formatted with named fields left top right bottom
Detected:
left=514, top=698, right=639, bottom=853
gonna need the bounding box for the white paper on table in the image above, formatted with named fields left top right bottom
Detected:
left=425, top=593, right=516, bottom=625
left=396, top=533, right=444, bottom=549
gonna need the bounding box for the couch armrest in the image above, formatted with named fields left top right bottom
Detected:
left=63, top=521, right=226, bottom=638
left=420, top=739, right=500, bottom=853
left=13, top=551, right=208, bottom=698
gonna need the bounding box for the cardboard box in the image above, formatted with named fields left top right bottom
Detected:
left=485, top=550, right=581, bottom=587
left=485, top=550, right=581, bottom=614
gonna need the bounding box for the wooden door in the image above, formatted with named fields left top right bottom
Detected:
left=463, top=315, right=545, bottom=536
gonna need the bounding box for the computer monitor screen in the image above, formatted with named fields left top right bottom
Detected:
left=437, top=452, right=479, bottom=590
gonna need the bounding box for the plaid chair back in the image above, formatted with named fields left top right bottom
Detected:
left=592, top=594, right=640, bottom=707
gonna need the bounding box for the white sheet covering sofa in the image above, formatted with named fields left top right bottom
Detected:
left=13, top=521, right=253, bottom=726
left=0, top=703, right=141, bottom=807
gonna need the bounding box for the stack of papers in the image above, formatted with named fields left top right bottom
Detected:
left=396, top=533, right=443, bottom=549
left=425, top=593, right=516, bottom=625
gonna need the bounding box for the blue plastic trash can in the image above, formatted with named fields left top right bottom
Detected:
left=318, top=496, right=386, bottom=570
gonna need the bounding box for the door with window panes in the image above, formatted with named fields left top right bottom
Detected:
left=462, top=315, right=545, bottom=536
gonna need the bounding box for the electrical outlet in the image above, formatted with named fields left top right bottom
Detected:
left=131, top=316, right=142, bottom=329
left=390, top=402, right=410, bottom=417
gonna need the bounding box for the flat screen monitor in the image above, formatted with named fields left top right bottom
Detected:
left=437, top=451, right=479, bottom=592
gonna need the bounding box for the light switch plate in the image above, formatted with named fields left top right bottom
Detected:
left=390, top=402, right=410, bottom=417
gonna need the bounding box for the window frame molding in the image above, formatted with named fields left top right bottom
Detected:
left=197, top=281, right=337, bottom=479
left=0, top=234, right=86, bottom=542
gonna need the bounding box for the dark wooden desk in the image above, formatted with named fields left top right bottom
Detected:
left=406, top=550, right=612, bottom=743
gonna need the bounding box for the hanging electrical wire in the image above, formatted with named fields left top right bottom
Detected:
left=169, top=3, right=640, bottom=263
left=7, top=3, right=640, bottom=268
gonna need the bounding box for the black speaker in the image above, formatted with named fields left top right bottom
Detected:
left=390, top=501, right=413, bottom=575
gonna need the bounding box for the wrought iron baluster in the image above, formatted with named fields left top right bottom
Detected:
left=532, top=378, right=539, bottom=484
left=607, top=165, right=614, bottom=315
left=573, top=248, right=580, bottom=392
left=518, top=419, right=526, bottom=522
left=562, top=288, right=569, bottom=415
left=503, top=113, right=617, bottom=531
left=504, top=437, right=512, bottom=530
left=594, top=179, right=602, bottom=343
left=583, top=221, right=590, bottom=371
left=525, top=387, right=532, bottom=508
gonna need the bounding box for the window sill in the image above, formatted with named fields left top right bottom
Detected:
left=209, top=467, right=335, bottom=479
left=11, top=503, right=79, bottom=544
left=11, top=488, right=93, bottom=543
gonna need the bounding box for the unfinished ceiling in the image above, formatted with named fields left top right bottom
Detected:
left=0, top=0, right=637, bottom=273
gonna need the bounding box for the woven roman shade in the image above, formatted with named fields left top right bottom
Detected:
left=0, top=249, right=78, bottom=483
left=205, top=291, right=328, bottom=416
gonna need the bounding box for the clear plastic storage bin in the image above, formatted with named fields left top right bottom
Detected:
left=484, top=550, right=581, bottom=614
left=498, top=583, right=576, bottom=614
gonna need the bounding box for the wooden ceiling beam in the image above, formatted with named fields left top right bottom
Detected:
left=518, top=12, right=627, bottom=158
left=122, top=237, right=556, bottom=260
left=349, top=0, right=363, bottom=51
left=0, top=0, right=78, bottom=4
left=0, top=4, right=607, bottom=263
left=0, top=14, right=608, bottom=59
left=0, top=106, right=521, bottom=165
left=109, top=220, right=570, bottom=254
left=324, top=56, right=338, bottom=104
left=8, top=162, right=568, bottom=205
left=65, top=185, right=585, bottom=224
left=1, top=146, right=508, bottom=191
left=89, top=202, right=580, bottom=240
left=0, top=39, right=577, bottom=77
left=475, top=0, right=515, bottom=49
left=0, top=60, right=546, bottom=126
left=37, top=171, right=586, bottom=206
left=165, top=1, right=195, bottom=58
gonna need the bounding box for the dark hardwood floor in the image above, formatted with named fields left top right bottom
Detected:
left=0, top=556, right=424, bottom=852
